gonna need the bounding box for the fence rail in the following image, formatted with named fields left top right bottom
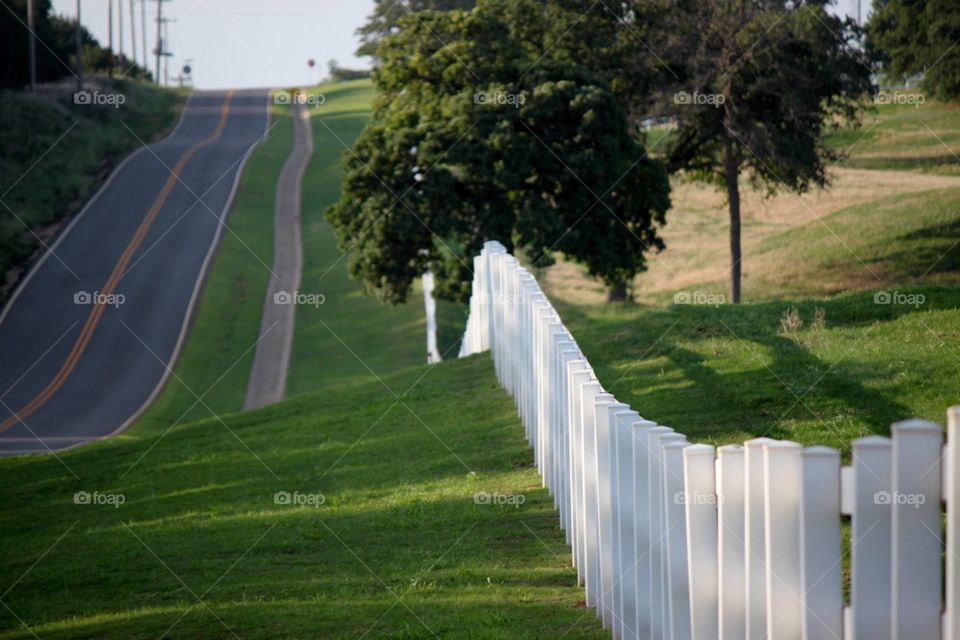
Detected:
left=459, top=240, right=960, bottom=640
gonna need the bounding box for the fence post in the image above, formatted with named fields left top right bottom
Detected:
left=555, top=342, right=578, bottom=535
left=646, top=426, right=676, bottom=640
left=800, top=446, right=842, bottom=639
left=663, top=440, right=693, bottom=640
left=569, top=365, right=593, bottom=581
left=625, top=417, right=656, bottom=640
left=611, top=409, right=640, bottom=640
left=891, top=419, right=943, bottom=640
left=658, top=432, right=688, bottom=638
left=946, top=407, right=960, bottom=640
left=581, top=381, right=605, bottom=613
left=684, top=444, right=718, bottom=640
left=745, top=437, right=776, bottom=639
left=850, top=435, right=892, bottom=640
left=595, top=395, right=622, bottom=630
left=764, top=441, right=803, bottom=640
left=717, top=444, right=746, bottom=640
left=682, top=444, right=718, bottom=639
left=633, top=421, right=660, bottom=640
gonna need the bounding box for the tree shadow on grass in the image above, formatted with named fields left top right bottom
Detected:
left=564, top=287, right=960, bottom=450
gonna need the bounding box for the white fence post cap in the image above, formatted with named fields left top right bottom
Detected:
left=684, top=444, right=716, bottom=457
left=803, top=446, right=840, bottom=459
left=892, top=418, right=943, bottom=434
left=852, top=435, right=891, bottom=449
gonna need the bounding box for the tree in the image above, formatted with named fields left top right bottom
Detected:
left=639, top=0, right=872, bottom=302
left=868, top=0, right=960, bottom=100
left=0, top=0, right=73, bottom=88
left=355, top=0, right=476, bottom=58
left=328, top=3, right=670, bottom=304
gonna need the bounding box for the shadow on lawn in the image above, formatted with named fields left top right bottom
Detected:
left=562, top=286, right=960, bottom=448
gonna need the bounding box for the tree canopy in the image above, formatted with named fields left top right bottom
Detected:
left=355, top=0, right=476, bottom=58
left=868, top=0, right=960, bottom=100
left=329, top=2, right=670, bottom=304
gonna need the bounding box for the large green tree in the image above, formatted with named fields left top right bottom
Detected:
left=355, top=0, right=476, bottom=58
left=637, top=0, right=872, bottom=302
left=868, top=0, right=960, bottom=100
left=329, top=3, right=670, bottom=304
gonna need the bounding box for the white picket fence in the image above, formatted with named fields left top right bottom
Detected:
left=459, top=240, right=960, bottom=640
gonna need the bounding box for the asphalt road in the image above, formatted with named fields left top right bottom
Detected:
left=0, top=89, right=270, bottom=455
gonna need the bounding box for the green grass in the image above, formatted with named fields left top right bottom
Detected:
left=288, top=80, right=464, bottom=395
left=553, top=286, right=960, bottom=456
left=129, top=101, right=292, bottom=433
left=0, top=80, right=594, bottom=638
left=0, top=357, right=604, bottom=639
left=825, top=98, right=960, bottom=175
left=746, top=187, right=960, bottom=296
left=0, top=77, right=186, bottom=298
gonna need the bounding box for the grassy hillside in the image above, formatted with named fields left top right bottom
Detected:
left=552, top=287, right=960, bottom=457
left=0, top=78, right=186, bottom=301
left=0, top=356, right=604, bottom=639
left=0, top=81, right=600, bottom=638
left=289, top=80, right=465, bottom=395
left=545, top=100, right=960, bottom=305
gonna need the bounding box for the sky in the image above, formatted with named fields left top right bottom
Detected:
left=51, top=0, right=871, bottom=90
left=51, top=0, right=376, bottom=89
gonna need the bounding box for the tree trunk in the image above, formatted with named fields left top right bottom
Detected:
left=723, top=132, right=742, bottom=304
left=607, top=283, right=629, bottom=302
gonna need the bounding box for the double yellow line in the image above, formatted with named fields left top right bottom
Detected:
left=0, top=91, right=236, bottom=434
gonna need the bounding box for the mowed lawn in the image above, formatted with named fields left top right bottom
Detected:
left=0, top=82, right=600, bottom=639
left=0, top=357, right=604, bottom=639
left=288, top=80, right=465, bottom=395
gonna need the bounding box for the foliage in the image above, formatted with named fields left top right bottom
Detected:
left=0, top=1, right=149, bottom=89
left=328, top=3, right=670, bottom=304
left=326, top=59, right=372, bottom=82
left=868, top=0, right=960, bottom=100
left=355, top=0, right=477, bottom=58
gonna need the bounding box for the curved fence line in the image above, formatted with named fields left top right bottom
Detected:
left=459, top=240, right=960, bottom=640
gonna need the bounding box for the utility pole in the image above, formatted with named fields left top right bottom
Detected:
left=153, top=0, right=162, bottom=84
left=160, top=17, right=175, bottom=86
left=129, top=0, right=137, bottom=69
left=107, top=0, right=113, bottom=78
left=26, top=0, right=37, bottom=89
left=118, top=0, right=124, bottom=73
left=75, top=0, right=83, bottom=92
left=141, top=0, right=147, bottom=74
